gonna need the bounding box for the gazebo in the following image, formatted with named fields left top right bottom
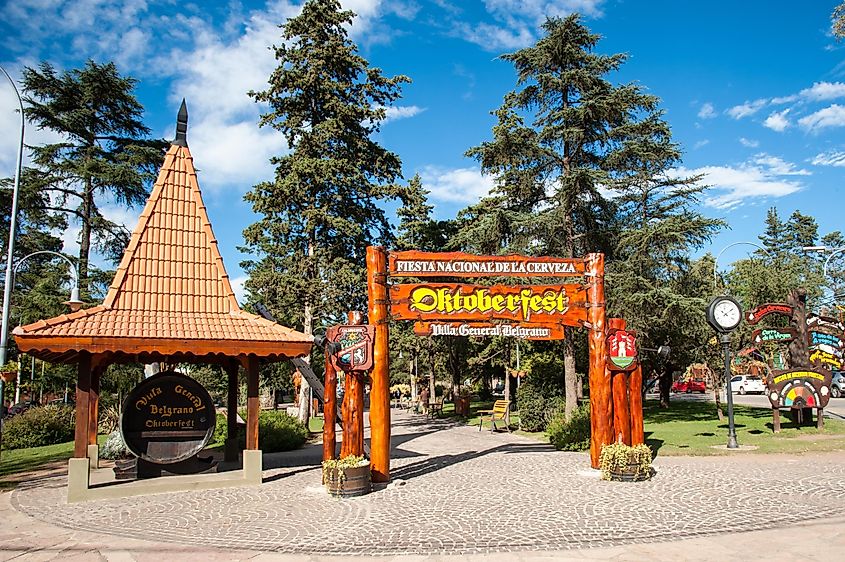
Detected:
left=14, top=102, right=313, bottom=501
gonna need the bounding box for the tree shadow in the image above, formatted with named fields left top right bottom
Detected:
left=390, top=441, right=554, bottom=481
left=644, top=431, right=664, bottom=457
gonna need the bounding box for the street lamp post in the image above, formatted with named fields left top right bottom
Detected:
left=0, top=65, right=24, bottom=414
left=713, top=241, right=771, bottom=291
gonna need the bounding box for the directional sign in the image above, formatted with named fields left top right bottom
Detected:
left=751, top=327, right=797, bottom=344
left=766, top=369, right=832, bottom=410
left=809, top=330, right=844, bottom=349
left=744, top=303, right=793, bottom=325
left=809, top=349, right=843, bottom=370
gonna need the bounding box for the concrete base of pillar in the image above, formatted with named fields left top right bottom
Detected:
left=67, top=458, right=90, bottom=503
left=243, top=449, right=263, bottom=484
left=87, top=444, right=99, bottom=470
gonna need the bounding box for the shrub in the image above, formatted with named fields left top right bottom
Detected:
left=548, top=402, right=591, bottom=451
left=2, top=405, right=75, bottom=449
left=516, top=380, right=563, bottom=432
left=213, top=410, right=308, bottom=453
left=100, top=430, right=132, bottom=459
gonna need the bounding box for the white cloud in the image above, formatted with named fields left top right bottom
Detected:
left=811, top=150, right=845, bottom=167
left=382, top=105, right=426, bottom=122
left=726, top=99, right=767, bottom=119
left=739, top=137, right=759, bottom=148
left=483, top=0, right=605, bottom=21
left=697, top=102, right=716, bottom=119
left=796, top=81, right=845, bottom=102
left=678, top=153, right=808, bottom=210
left=763, top=109, right=791, bottom=132
left=420, top=166, right=495, bottom=204
left=798, top=104, right=845, bottom=132
left=693, top=139, right=710, bottom=149
left=456, top=22, right=537, bottom=51
left=230, top=275, right=248, bottom=305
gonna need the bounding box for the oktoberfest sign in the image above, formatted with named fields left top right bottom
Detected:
left=744, top=303, right=793, bottom=325
left=414, top=321, right=565, bottom=340
left=388, top=250, right=584, bottom=278
left=606, top=329, right=637, bottom=371
left=328, top=325, right=375, bottom=372
left=766, top=369, right=832, bottom=410
left=390, top=283, right=588, bottom=326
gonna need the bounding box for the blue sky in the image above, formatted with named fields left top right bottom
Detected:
left=1, top=0, right=844, bottom=302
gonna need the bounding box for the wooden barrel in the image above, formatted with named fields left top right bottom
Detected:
left=325, top=463, right=372, bottom=497
left=120, top=371, right=216, bottom=464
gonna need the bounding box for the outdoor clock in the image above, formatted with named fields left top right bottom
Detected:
left=706, top=295, right=743, bottom=334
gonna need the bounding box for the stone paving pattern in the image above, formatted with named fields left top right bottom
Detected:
left=11, top=410, right=845, bottom=556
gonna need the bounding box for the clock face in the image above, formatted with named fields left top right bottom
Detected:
left=713, top=299, right=741, bottom=330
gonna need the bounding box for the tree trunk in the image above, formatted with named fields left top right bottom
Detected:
left=410, top=352, right=417, bottom=402
left=659, top=364, right=672, bottom=409
left=563, top=336, right=577, bottom=421
left=298, top=241, right=315, bottom=424
left=78, top=178, right=94, bottom=288
left=710, top=364, right=724, bottom=421
left=429, top=347, right=436, bottom=402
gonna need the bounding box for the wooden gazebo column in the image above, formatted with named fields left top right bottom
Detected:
left=86, top=354, right=108, bottom=468
left=73, top=352, right=92, bottom=459
left=224, top=359, right=239, bottom=462
left=242, top=355, right=262, bottom=483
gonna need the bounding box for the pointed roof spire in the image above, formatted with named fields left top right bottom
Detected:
left=172, top=98, right=188, bottom=147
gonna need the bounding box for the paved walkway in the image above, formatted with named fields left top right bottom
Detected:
left=4, top=409, right=845, bottom=560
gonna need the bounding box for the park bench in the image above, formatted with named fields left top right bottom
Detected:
left=427, top=396, right=444, bottom=418
left=478, top=399, right=511, bottom=432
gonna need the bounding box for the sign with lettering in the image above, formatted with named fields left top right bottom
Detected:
left=606, top=329, right=637, bottom=371
left=121, top=371, right=215, bottom=464
left=810, top=331, right=843, bottom=349
left=413, top=321, right=565, bottom=340
left=806, top=314, right=845, bottom=333
left=766, top=369, right=832, bottom=409
left=751, top=327, right=797, bottom=344
left=809, top=349, right=843, bottom=370
left=328, top=324, right=375, bottom=371
left=744, top=303, right=793, bottom=325
left=388, top=250, right=585, bottom=278
left=390, top=283, right=588, bottom=326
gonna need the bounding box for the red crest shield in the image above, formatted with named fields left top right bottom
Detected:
left=328, top=324, right=375, bottom=372
left=607, top=329, right=637, bottom=371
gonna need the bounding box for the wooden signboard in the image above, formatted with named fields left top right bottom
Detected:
left=606, top=329, right=637, bottom=371
left=806, top=314, right=845, bottom=334
left=766, top=369, right=833, bottom=410
left=413, top=321, right=565, bottom=340
left=390, top=283, right=588, bottom=325
left=809, top=349, right=842, bottom=370
left=388, top=250, right=585, bottom=278
left=809, top=330, right=844, bottom=349
left=744, top=303, right=793, bottom=325
left=328, top=324, right=375, bottom=372
left=120, top=371, right=215, bottom=464
left=751, top=327, right=797, bottom=344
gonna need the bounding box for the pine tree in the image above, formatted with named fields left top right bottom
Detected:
left=463, top=15, right=664, bottom=419
left=21, top=61, right=166, bottom=293
left=242, top=0, right=409, bottom=421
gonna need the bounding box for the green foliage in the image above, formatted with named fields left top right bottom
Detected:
left=20, top=60, right=165, bottom=290
left=515, top=380, right=563, bottom=432
left=548, top=402, right=591, bottom=451
left=2, top=405, right=74, bottom=449
left=835, top=2, right=845, bottom=39
left=242, top=0, right=409, bottom=331
left=100, top=430, right=132, bottom=459
left=214, top=411, right=308, bottom=453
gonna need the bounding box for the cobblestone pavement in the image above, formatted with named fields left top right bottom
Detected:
left=9, top=409, right=845, bottom=557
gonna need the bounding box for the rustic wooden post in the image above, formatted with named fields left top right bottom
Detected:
left=87, top=362, right=101, bottom=446
left=225, top=360, right=239, bottom=462
left=323, top=351, right=337, bottom=461
left=245, top=355, right=259, bottom=450
left=586, top=253, right=609, bottom=469
left=367, top=245, right=391, bottom=482
left=74, top=352, right=92, bottom=459
left=339, top=312, right=366, bottom=459
left=773, top=408, right=781, bottom=432
left=629, top=363, right=644, bottom=445
left=607, top=318, right=631, bottom=445
left=818, top=408, right=824, bottom=430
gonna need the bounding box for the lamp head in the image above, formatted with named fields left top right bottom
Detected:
left=65, top=286, right=83, bottom=312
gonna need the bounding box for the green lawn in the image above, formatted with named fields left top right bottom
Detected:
left=0, top=434, right=108, bottom=480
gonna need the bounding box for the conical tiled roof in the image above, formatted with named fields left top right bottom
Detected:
left=15, top=103, right=312, bottom=363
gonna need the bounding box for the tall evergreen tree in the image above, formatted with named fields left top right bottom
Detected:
left=21, top=61, right=165, bottom=292
left=242, top=0, right=409, bottom=421
left=463, top=15, right=668, bottom=419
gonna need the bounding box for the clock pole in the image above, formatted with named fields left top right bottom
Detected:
left=720, top=333, right=739, bottom=449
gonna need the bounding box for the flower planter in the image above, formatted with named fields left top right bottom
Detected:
left=324, top=462, right=372, bottom=497
left=609, top=461, right=651, bottom=482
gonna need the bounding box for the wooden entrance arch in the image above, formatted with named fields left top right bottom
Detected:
left=366, top=247, right=641, bottom=474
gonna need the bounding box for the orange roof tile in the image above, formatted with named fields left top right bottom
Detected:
left=14, top=104, right=312, bottom=362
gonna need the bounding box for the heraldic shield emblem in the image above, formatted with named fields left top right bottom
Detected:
left=607, top=329, right=637, bottom=371
left=328, top=324, right=375, bottom=372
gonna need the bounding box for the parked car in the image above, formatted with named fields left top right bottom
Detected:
left=831, top=371, right=845, bottom=398
left=730, top=375, right=766, bottom=395
left=671, top=379, right=706, bottom=393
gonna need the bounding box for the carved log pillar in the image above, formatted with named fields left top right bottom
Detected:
left=367, top=246, right=390, bottom=482
left=323, top=352, right=337, bottom=461
left=587, top=253, right=609, bottom=469
left=629, top=363, right=645, bottom=445
left=245, top=355, right=259, bottom=450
